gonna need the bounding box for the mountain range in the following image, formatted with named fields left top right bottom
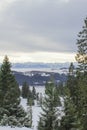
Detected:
left=12, top=62, right=77, bottom=69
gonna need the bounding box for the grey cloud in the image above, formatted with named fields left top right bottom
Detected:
left=0, top=0, right=87, bottom=53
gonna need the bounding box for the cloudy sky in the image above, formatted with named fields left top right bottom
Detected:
left=0, top=0, right=87, bottom=63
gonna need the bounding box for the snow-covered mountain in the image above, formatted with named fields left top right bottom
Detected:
left=13, top=70, right=67, bottom=86
left=12, top=62, right=77, bottom=70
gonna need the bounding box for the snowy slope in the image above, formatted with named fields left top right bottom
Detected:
left=0, top=86, right=63, bottom=130
left=0, top=86, right=44, bottom=130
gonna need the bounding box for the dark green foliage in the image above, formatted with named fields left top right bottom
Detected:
left=38, top=82, right=60, bottom=130
left=60, top=88, right=80, bottom=130
left=75, top=17, right=87, bottom=72
left=27, top=87, right=34, bottom=106
left=77, top=73, right=87, bottom=129
left=75, top=17, right=87, bottom=129
left=60, top=61, right=87, bottom=130
left=32, top=86, right=36, bottom=99
left=26, top=106, right=32, bottom=127
left=56, top=82, right=65, bottom=96
left=39, top=93, right=43, bottom=107
left=22, top=81, right=29, bottom=98
left=45, top=82, right=61, bottom=107
left=69, top=62, right=75, bottom=75
left=0, top=56, right=20, bottom=117
left=0, top=56, right=31, bottom=127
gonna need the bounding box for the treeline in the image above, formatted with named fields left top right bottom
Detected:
left=21, top=82, right=43, bottom=107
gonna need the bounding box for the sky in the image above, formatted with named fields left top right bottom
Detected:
left=0, top=0, right=87, bottom=63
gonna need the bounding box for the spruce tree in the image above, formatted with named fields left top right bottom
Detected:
left=22, top=81, right=29, bottom=98
left=60, top=88, right=80, bottom=130
left=32, top=86, right=36, bottom=99
left=38, top=82, right=60, bottom=130
left=27, top=87, right=34, bottom=106
left=59, top=63, right=81, bottom=130
left=75, top=17, right=87, bottom=72
left=0, top=56, right=20, bottom=117
left=75, top=17, right=87, bottom=129
left=0, top=56, right=31, bottom=127
left=66, top=63, right=79, bottom=106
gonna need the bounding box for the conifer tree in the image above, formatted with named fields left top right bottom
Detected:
left=27, top=87, right=34, bottom=106
left=66, top=63, right=79, bottom=105
left=0, top=56, right=20, bottom=117
left=32, top=86, right=36, bottom=99
left=59, top=63, right=81, bottom=130
left=75, top=17, right=87, bottom=129
left=0, top=56, right=31, bottom=127
left=26, top=106, right=32, bottom=127
left=22, top=81, right=29, bottom=98
left=75, top=17, right=87, bottom=72
left=60, top=88, right=80, bottom=130
left=38, top=82, right=60, bottom=130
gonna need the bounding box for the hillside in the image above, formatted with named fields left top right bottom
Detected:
left=13, top=70, right=67, bottom=85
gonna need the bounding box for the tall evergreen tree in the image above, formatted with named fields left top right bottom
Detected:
left=66, top=63, right=79, bottom=106
left=27, top=87, right=34, bottom=106
left=75, top=17, right=87, bottom=72
left=60, top=88, right=80, bottom=130
left=0, top=56, right=20, bottom=115
left=59, top=63, right=81, bottom=130
left=22, top=81, right=29, bottom=98
left=38, top=82, right=60, bottom=130
left=32, top=86, right=36, bottom=99
left=75, top=17, right=87, bottom=129
left=0, top=56, right=31, bottom=127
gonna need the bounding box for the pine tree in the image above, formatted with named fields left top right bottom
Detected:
left=75, top=17, right=87, bottom=129
left=39, top=93, right=43, bottom=107
left=75, top=17, right=87, bottom=72
left=69, top=62, right=75, bottom=75
left=32, top=86, right=36, bottom=99
left=0, top=56, right=20, bottom=118
left=38, top=82, right=60, bottom=130
left=59, top=63, right=81, bottom=130
left=60, top=88, right=80, bottom=130
left=27, top=87, right=34, bottom=106
left=25, top=106, right=32, bottom=127
left=22, top=81, right=29, bottom=98
left=77, top=73, right=87, bottom=130
left=66, top=63, right=79, bottom=106
left=45, top=82, right=61, bottom=107
left=0, top=56, right=31, bottom=127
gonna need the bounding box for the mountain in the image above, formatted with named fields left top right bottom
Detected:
left=12, top=62, right=77, bottom=69
left=11, top=62, right=78, bottom=86
left=13, top=70, right=67, bottom=86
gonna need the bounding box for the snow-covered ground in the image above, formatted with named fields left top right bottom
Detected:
left=0, top=86, right=44, bottom=130
left=0, top=86, right=63, bottom=130
left=20, top=86, right=45, bottom=130
left=20, top=97, right=42, bottom=130
left=0, top=126, right=32, bottom=130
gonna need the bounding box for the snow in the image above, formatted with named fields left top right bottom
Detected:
left=30, top=86, right=45, bottom=95
left=12, top=67, right=68, bottom=74
left=0, top=126, right=32, bottom=130
left=0, top=85, right=63, bottom=130
left=20, top=97, right=42, bottom=130
left=32, top=106, right=42, bottom=130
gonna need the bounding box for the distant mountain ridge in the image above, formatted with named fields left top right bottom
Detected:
left=13, top=70, right=67, bottom=86
left=12, top=62, right=77, bottom=69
